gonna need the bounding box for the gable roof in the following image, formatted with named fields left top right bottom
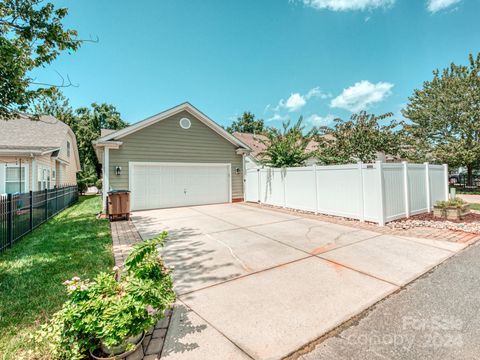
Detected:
left=95, top=102, right=251, bottom=151
left=0, top=114, right=81, bottom=170
left=0, top=115, right=68, bottom=149
left=232, top=132, right=322, bottom=159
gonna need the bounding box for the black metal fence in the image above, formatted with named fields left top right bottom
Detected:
left=0, top=185, right=78, bottom=253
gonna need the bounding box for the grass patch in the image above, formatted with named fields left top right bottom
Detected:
left=469, top=203, right=480, bottom=211
left=0, top=196, right=114, bottom=359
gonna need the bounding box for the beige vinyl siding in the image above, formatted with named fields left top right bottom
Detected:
left=56, top=132, right=78, bottom=185
left=109, top=110, right=244, bottom=198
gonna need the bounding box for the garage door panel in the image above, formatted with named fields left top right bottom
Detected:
left=131, top=163, right=230, bottom=210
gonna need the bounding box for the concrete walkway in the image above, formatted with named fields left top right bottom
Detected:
left=131, top=204, right=467, bottom=360
left=297, top=240, right=480, bottom=360
left=457, top=193, right=480, bottom=204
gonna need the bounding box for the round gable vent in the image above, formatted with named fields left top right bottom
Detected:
left=179, top=118, right=191, bottom=129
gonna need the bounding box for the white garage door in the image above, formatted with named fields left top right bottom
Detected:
left=130, top=162, right=231, bottom=211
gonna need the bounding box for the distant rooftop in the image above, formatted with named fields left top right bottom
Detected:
left=0, top=115, right=71, bottom=153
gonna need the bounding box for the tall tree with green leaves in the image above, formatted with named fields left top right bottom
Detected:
left=402, top=53, right=480, bottom=185
left=260, top=117, right=317, bottom=167
left=316, top=111, right=402, bottom=164
left=0, top=0, right=81, bottom=118
left=35, top=92, right=128, bottom=181
left=75, top=103, right=128, bottom=177
left=226, top=112, right=265, bottom=134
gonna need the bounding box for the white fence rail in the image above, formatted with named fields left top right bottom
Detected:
left=245, top=162, right=448, bottom=225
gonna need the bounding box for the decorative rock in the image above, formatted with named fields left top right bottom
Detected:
left=387, top=219, right=480, bottom=234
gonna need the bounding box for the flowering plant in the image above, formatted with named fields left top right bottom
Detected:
left=35, top=232, right=175, bottom=359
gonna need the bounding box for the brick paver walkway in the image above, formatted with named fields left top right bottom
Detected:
left=244, top=203, right=480, bottom=245
left=110, top=221, right=171, bottom=360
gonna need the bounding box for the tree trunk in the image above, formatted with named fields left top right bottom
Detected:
left=467, top=165, right=473, bottom=187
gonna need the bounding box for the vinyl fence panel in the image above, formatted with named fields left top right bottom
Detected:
left=245, top=169, right=259, bottom=202
left=246, top=162, right=448, bottom=225
left=285, top=167, right=317, bottom=212
left=316, top=164, right=363, bottom=220
left=383, top=164, right=406, bottom=222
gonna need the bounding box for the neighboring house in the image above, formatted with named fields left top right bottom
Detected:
left=232, top=132, right=323, bottom=169
left=0, top=115, right=81, bottom=194
left=93, top=103, right=251, bottom=211
left=233, top=132, right=401, bottom=167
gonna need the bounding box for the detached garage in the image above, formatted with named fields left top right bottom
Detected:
left=93, top=103, right=250, bottom=211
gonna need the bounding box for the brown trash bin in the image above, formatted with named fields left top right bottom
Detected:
left=107, top=190, right=130, bottom=221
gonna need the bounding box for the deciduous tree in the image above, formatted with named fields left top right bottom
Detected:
left=35, top=91, right=128, bottom=181
left=260, top=117, right=316, bottom=167
left=316, top=112, right=402, bottom=164
left=0, top=0, right=81, bottom=118
left=226, top=112, right=264, bottom=134
left=402, top=53, right=480, bottom=185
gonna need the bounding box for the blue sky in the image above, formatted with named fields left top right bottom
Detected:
left=35, top=0, right=480, bottom=129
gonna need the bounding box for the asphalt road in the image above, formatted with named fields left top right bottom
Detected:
left=298, top=241, right=480, bottom=360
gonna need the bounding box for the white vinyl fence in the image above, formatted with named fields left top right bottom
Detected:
left=245, top=162, right=449, bottom=226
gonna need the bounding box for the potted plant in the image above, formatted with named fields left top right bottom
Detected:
left=36, top=232, right=175, bottom=360
left=433, top=198, right=469, bottom=220
left=445, top=197, right=469, bottom=220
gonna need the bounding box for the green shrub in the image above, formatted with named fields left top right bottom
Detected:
left=35, top=232, right=175, bottom=359
left=435, top=197, right=468, bottom=209
left=77, top=180, right=88, bottom=194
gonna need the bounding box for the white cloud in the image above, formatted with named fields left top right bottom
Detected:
left=274, top=87, right=330, bottom=113
left=267, top=113, right=290, bottom=122
left=307, top=114, right=337, bottom=126
left=284, top=93, right=307, bottom=112
left=330, top=80, right=393, bottom=112
left=300, top=0, right=395, bottom=11
left=427, top=0, right=461, bottom=13
left=306, top=86, right=331, bottom=100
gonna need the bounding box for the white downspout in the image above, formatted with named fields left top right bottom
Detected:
left=103, top=147, right=109, bottom=210
left=32, top=158, right=37, bottom=191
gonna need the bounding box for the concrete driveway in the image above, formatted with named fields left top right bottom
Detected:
left=131, top=203, right=465, bottom=360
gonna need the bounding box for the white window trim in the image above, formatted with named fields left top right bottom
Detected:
left=4, top=163, right=29, bottom=194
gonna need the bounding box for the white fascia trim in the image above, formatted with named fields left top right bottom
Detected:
left=97, top=103, right=251, bottom=151
left=92, top=141, right=123, bottom=149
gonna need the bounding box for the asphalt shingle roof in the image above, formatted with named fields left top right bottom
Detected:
left=0, top=115, right=70, bottom=152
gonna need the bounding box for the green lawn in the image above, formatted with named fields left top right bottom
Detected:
left=469, top=203, right=480, bottom=211
left=0, top=196, right=114, bottom=359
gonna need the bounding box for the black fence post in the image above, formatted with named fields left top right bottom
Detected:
left=7, top=194, right=13, bottom=248
left=29, top=191, right=33, bottom=232
left=44, top=188, right=48, bottom=220
left=55, top=186, right=58, bottom=215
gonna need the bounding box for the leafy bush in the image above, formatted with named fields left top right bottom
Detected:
left=95, top=179, right=103, bottom=191
left=77, top=179, right=88, bottom=194
left=35, top=232, right=175, bottom=359
left=435, top=197, right=468, bottom=209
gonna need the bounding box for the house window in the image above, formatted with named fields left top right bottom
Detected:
left=67, top=141, right=71, bottom=158
left=5, top=167, right=26, bottom=194
left=37, top=167, right=50, bottom=190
